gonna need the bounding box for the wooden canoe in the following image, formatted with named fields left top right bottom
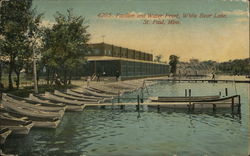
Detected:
left=6, top=93, right=66, bottom=108
left=32, top=94, right=85, bottom=112
left=29, top=93, right=66, bottom=107
left=66, top=89, right=104, bottom=100
left=0, top=115, right=34, bottom=135
left=69, top=89, right=113, bottom=102
left=72, top=89, right=113, bottom=98
left=3, top=93, right=66, bottom=113
left=44, top=92, right=86, bottom=105
left=0, top=108, right=61, bottom=129
left=53, top=90, right=100, bottom=103
left=1, top=100, right=63, bottom=119
left=2, top=97, right=64, bottom=119
left=86, top=87, right=118, bottom=96
left=0, top=128, right=12, bottom=144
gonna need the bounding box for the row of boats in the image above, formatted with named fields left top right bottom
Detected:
left=0, top=80, right=151, bottom=147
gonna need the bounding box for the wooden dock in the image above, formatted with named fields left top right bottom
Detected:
left=85, top=94, right=241, bottom=113
left=147, top=78, right=250, bottom=83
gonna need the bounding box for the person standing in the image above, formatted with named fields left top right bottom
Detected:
left=115, top=70, right=120, bottom=81
left=102, top=71, right=106, bottom=81
left=97, top=73, right=100, bottom=82
left=212, top=72, right=215, bottom=80
left=86, top=76, right=91, bottom=87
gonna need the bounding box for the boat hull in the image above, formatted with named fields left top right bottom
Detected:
left=0, top=128, right=12, bottom=144
left=32, top=119, right=61, bottom=129
left=0, top=123, right=33, bottom=135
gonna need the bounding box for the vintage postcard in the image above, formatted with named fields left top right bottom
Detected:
left=0, top=0, right=249, bottom=156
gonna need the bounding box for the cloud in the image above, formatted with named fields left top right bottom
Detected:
left=222, top=10, right=249, bottom=16
left=236, top=17, right=249, bottom=22
left=222, top=0, right=248, bottom=2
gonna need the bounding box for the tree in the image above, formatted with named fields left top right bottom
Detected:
left=0, top=0, right=42, bottom=89
left=169, top=55, right=179, bottom=75
left=42, top=9, right=90, bottom=85
left=0, top=38, right=4, bottom=84
left=154, top=55, right=162, bottom=62
left=217, top=58, right=250, bottom=75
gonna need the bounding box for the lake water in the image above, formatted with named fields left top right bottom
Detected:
left=2, top=81, right=249, bottom=156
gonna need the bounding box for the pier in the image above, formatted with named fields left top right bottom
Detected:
left=85, top=94, right=241, bottom=113
left=147, top=78, right=250, bottom=83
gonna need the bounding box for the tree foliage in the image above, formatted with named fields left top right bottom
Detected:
left=217, top=58, right=250, bottom=75
left=154, top=55, right=162, bottom=63
left=42, top=9, right=90, bottom=85
left=169, top=55, right=179, bottom=75
left=0, top=0, right=42, bottom=89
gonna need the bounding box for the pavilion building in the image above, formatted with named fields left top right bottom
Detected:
left=84, top=42, right=169, bottom=80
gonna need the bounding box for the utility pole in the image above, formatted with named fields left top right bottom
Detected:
left=101, top=35, right=105, bottom=43
left=33, top=47, right=38, bottom=94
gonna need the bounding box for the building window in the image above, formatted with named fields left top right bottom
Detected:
left=95, top=49, right=100, bottom=55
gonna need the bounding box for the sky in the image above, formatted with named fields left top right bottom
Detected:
left=34, top=0, right=249, bottom=62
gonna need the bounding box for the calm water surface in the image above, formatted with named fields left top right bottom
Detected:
left=3, top=81, right=250, bottom=156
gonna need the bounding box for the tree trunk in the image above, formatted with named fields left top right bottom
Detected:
left=63, top=69, right=67, bottom=85
left=68, top=71, right=72, bottom=85
left=0, top=62, right=3, bottom=100
left=15, top=70, right=20, bottom=90
left=0, top=62, right=2, bottom=83
left=8, top=61, right=14, bottom=90
left=46, top=67, right=50, bottom=85
left=50, top=69, right=55, bottom=85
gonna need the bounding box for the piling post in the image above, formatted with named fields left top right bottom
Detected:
left=136, top=95, right=140, bottom=111
left=192, top=103, right=195, bottom=111
left=185, top=89, right=187, bottom=97
left=237, top=95, right=241, bottom=113
left=111, top=97, right=114, bottom=110
left=219, top=92, right=221, bottom=96
left=118, top=91, right=120, bottom=103
left=231, top=96, right=234, bottom=113
left=225, top=88, right=228, bottom=96
left=118, top=91, right=124, bottom=109
left=157, top=105, right=160, bottom=112
left=141, top=87, right=144, bottom=103
left=188, top=89, right=192, bottom=111
left=212, top=104, right=216, bottom=112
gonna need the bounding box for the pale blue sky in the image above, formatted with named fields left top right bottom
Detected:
left=34, top=0, right=249, bottom=61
